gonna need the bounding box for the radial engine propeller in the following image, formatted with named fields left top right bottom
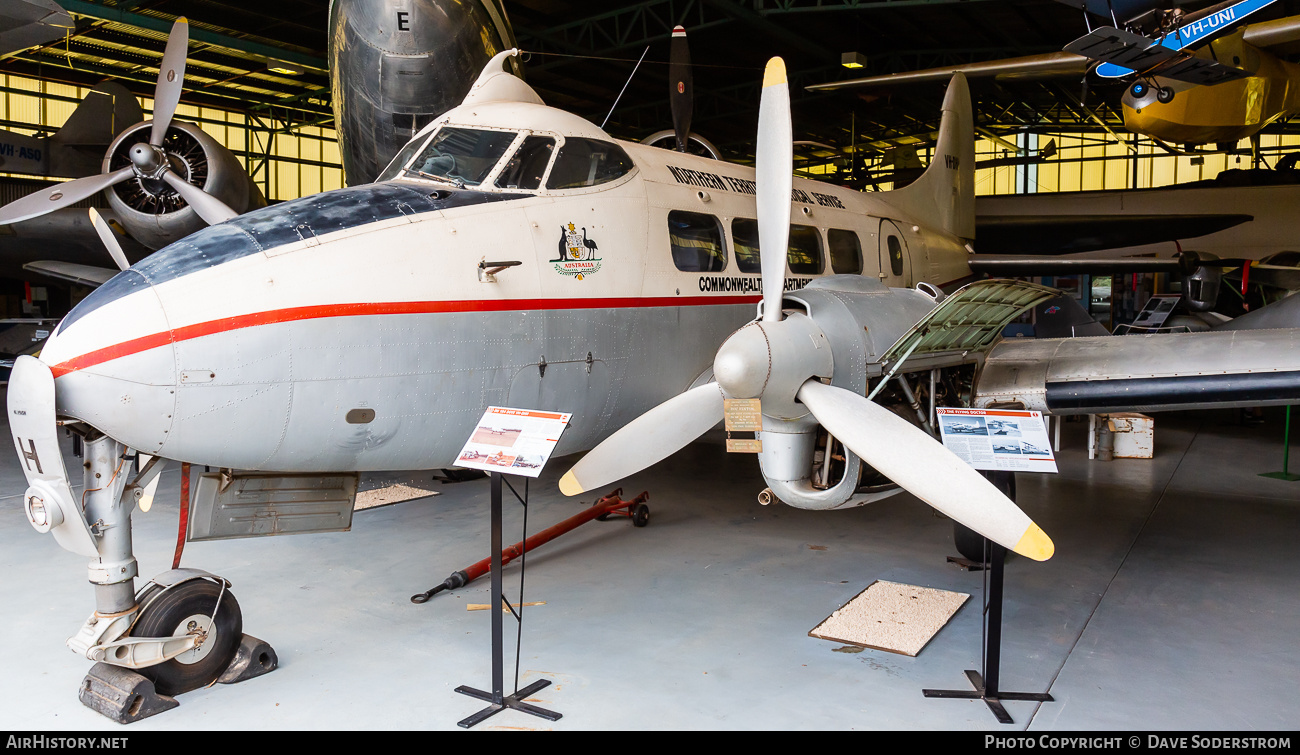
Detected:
left=0, top=18, right=259, bottom=249
left=560, top=60, right=1054, bottom=561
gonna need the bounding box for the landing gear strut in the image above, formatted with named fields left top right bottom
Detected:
left=64, top=434, right=276, bottom=722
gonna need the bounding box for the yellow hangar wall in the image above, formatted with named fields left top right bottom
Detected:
left=0, top=73, right=343, bottom=200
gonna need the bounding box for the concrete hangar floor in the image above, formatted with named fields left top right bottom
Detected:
left=1, top=395, right=1297, bottom=731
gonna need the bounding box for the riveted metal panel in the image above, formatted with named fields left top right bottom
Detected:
left=188, top=472, right=358, bottom=541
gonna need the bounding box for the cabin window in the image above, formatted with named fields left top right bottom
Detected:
left=887, top=234, right=905, bottom=276
left=547, top=138, right=635, bottom=190
left=732, top=218, right=761, bottom=273
left=732, top=220, right=826, bottom=274
left=828, top=229, right=863, bottom=275
left=496, top=136, right=555, bottom=190
left=409, top=127, right=517, bottom=187
left=788, top=225, right=823, bottom=275
left=668, top=211, right=726, bottom=272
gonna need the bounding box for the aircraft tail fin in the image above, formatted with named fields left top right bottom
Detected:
left=883, top=72, right=974, bottom=240
left=0, top=83, right=142, bottom=179
left=51, top=82, right=143, bottom=149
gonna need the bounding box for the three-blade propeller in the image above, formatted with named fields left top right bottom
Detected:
left=0, top=18, right=236, bottom=227
left=561, top=58, right=1054, bottom=562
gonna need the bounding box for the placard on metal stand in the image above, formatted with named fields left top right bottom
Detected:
left=449, top=407, right=572, bottom=728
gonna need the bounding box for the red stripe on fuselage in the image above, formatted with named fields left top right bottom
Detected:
left=50, top=295, right=761, bottom=377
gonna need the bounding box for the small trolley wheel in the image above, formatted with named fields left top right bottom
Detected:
left=631, top=503, right=650, bottom=527
left=132, top=578, right=243, bottom=696
left=594, top=505, right=610, bottom=522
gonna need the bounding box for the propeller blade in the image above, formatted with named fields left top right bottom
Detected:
left=669, top=25, right=693, bottom=152
left=0, top=166, right=134, bottom=226
left=756, top=57, right=791, bottom=323
left=161, top=170, right=238, bottom=225
left=87, top=208, right=130, bottom=272
left=559, top=382, right=724, bottom=496
left=796, top=380, right=1054, bottom=561
left=150, top=17, right=190, bottom=148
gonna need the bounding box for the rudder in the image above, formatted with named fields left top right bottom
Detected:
left=882, top=73, right=974, bottom=240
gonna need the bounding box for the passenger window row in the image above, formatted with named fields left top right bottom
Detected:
left=668, top=210, right=864, bottom=276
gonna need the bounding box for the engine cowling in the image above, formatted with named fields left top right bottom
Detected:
left=102, top=121, right=264, bottom=250
left=1180, top=252, right=1222, bottom=312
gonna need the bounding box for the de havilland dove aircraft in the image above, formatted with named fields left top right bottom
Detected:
left=9, top=49, right=1300, bottom=717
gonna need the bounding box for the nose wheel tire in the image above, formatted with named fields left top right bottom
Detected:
left=132, top=579, right=243, bottom=696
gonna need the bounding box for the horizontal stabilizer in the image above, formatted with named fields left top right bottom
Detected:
left=975, top=213, right=1252, bottom=255
left=22, top=260, right=117, bottom=287
left=1068, top=26, right=1249, bottom=85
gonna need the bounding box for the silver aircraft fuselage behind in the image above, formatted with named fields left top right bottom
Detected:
left=329, top=0, right=518, bottom=185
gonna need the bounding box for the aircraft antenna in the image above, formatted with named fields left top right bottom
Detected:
left=601, top=46, right=650, bottom=129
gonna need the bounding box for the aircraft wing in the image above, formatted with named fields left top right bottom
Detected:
left=1241, top=13, right=1300, bottom=48
left=975, top=328, right=1300, bottom=414
left=806, top=52, right=1086, bottom=92
left=22, top=260, right=117, bottom=287
left=0, top=0, right=73, bottom=57
left=0, top=207, right=146, bottom=285
left=975, top=213, right=1253, bottom=255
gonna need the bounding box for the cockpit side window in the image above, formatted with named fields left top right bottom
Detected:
left=409, top=127, right=517, bottom=186
left=495, top=136, right=556, bottom=190
left=375, top=132, right=436, bottom=183
left=546, top=138, right=635, bottom=190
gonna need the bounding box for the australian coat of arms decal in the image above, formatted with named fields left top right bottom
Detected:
left=552, top=222, right=601, bottom=280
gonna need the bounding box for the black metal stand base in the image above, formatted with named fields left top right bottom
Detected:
left=946, top=555, right=987, bottom=572
left=924, top=670, right=1053, bottom=724
left=453, top=472, right=562, bottom=728
left=455, top=678, right=561, bottom=728
left=926, top=471, right=1051, bottom=725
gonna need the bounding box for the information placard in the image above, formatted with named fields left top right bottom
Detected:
left=936, top=408, right=1057, bottom=474
left=454, top=406, right=571, bottom=478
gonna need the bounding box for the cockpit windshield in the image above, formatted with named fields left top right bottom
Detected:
left=388, top=127, right=519, bottom=188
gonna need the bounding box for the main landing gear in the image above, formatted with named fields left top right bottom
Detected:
left=61, top=435, right=277, bottom=723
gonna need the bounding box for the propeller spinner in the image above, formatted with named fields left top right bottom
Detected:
left=561, top=59, right=1054, bottom=562
left=0, top=18, right=236, bottom=228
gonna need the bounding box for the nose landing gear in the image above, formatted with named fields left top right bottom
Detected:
left=66, top=434, right=277, bottom=723
left=78, top=571, right=278, bottom=724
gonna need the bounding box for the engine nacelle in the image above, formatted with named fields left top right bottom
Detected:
left=1180, top=252, right=1222, bottom=312
left=754, top=277, right=938, bottom=510
left=102, top=121, right=265, bottom=250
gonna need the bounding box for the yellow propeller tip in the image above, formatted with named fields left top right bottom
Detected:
left=558, top=471, right=584, bottom=497
left=177, top=16, right=188, bottom=23
left=762, top=58, right=786, bottom=88
left=1014, top=522, right=1054, bottom=561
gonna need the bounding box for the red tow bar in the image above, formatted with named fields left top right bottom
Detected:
left=411, top=488, right=650, bottom=603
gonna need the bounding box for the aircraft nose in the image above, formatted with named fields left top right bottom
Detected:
left=40, top=270, right=177, bottom=455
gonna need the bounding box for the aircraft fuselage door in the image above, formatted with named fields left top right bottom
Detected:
left=878, top=219, right=910, bottom=287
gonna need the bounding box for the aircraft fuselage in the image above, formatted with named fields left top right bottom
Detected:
left=37, top=102, right=971, bottom=473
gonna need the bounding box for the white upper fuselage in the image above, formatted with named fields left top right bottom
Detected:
left=38, top=96, right=973, bottom=472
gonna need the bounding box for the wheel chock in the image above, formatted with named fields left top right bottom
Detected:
left=78, top=663, right=178, bottom=724
left=217, top=634, right=278, bottom=684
